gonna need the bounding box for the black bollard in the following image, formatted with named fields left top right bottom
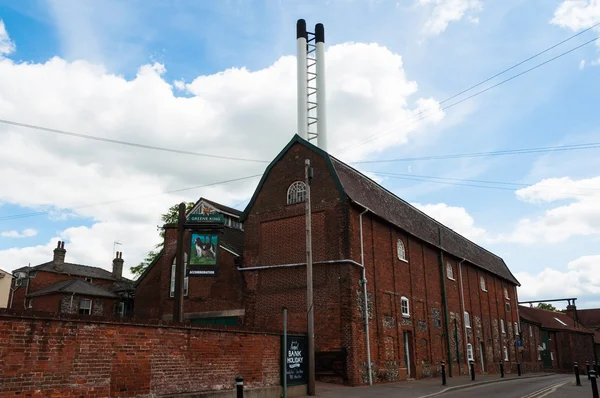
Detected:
left=589, top=361, right=592, bottom=380
left=595, top=361, right=599, bottom=376
left=236, top=376, right=244, bottom=398
left=499, top=361, right=504, bottom=378
left=517, top=362, right=521, bottom=376
left=470, top=361, right=475, bottom=381
left=591, top=370, right=599, bottom=398
left=441, top=361, right=447, bottom=386
left=575, top=362, right=581, bottom=386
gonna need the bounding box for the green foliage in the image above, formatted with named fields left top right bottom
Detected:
left=536, top=303, right=558, bottom=312
left=131, top=201, right=196, bottom=278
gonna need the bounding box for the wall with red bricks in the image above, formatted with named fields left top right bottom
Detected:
left=0, top=312, right=282, bottom=397
left=134, top=227, right=244, bottom=320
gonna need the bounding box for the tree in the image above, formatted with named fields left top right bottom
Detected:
left=130, top=201, right=196, bottom=277
left=536, top=303, right=558, bottom=312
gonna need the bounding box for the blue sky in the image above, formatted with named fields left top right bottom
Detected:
left=0, top=0, right=599, bottom=307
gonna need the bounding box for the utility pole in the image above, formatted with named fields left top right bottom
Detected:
left=173, top=202, right=186, bottom=323
left=305, top=159, right=315, bottom=396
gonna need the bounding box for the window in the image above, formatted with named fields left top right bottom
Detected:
left=514, top=322, right=519, bottom=336
left=554, top=317, right=568, bottom=326
left=501, top=319, right=506, bottom=334
left=170, top=253, right=189, bottom=298
left=480, top=276, right=487, bottom=291
left=446, top=262, right=454, bottom=280
left=503, top=346, right=509, bottom=361
left=467, top=343, right=474, bottom=361
left=28, top=299, right=33, bottom=309
left=287, top=181, right=306, bottom=205
left=550, top=352, right=554, bottom=361
left=85, top=277, right=93, bottom=283
left=464, top=311, right=471, bottom=328
left=118, top=302, right=125, bottom=318
left=401, top=296, right=410, bottom=318
left=504, top=287, right=510, bottom=300
left=505, top=303, right=511, bottom=312
left=79, top=299, right=92, bottom=315
left=537, top=348, right=541, bottom=361
left=397, top=239, right=407, bottom=262
left=529, top=325, right=533, bottom=337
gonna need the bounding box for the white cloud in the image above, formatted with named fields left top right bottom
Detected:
left=516, top=255, right=600, bottom=307
left=0, top=22, right=443, bottom=274
left=498, top=176, right=600, bottom=244
left=580, top=59, right=586, bottom=69
left=1, top=229, right=38, bottom=238
left=412, top=202, right=487, bottom=241
left=418, top=0, right=483, bottom=36
left=0, top=19, right=15, bottom=56
left=551, top=0, right=600, bottom=31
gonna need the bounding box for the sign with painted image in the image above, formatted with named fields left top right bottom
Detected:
left=188, top=233, right=219, bottom=277
left=281, top=335, right=308, bottom=386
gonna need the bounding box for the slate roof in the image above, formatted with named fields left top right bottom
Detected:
left=574, top=309, right=600, bottom=330
left=241, top=135, right=519, bottom=286
left=14, top=261, right=117, bottom=280
left=201, top=198, right=242, bottom=217
left=27, top=279, right=118, bottom=299
left=519, top=305, right=594, bottom=334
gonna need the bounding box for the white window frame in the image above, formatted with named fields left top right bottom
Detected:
left=446, top=262, right=454, bottom=280
left=401, top=296, right=410, bottom=318
left=550, top=352, right=554, bottom=361
left=537, top=349, right=541, bottom=361
left=170, top=253, right=189, bottom=298
left=529, top=325, right=533, bottom=337
left=505, top=302, right=511, bottom=312
left=286, top=181, right=307, bottom=205
left=118, top=302, right=125, bottom=317
left=503, top=346, right=509, bottom=361
left=501, top=319, right=506, bottom=334
left=85, top=277, right=93, bottom=283
left=397, top=239, right=407, bottom=262
left=28, top=299, right=33, bottom=309
left=504, top=287, right=510, bottom=300
left=514, top=322, right=519, bottom=336
left=79, top=299, right=92, bottom=315
left=480, top=276, right=487, bottom=292
left=467, top=343, right=474, bottom=362
left=464, top=311, right=471, bottom=328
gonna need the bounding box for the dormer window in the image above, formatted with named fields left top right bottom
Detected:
left=287, top=181, right=307, bottom=204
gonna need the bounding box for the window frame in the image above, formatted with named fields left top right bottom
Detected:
left=79, top=298, right=92, bottom=315
left=503, top=346, right=509, bottom=361
left=501, top=319, right=506, bottom=334
left=529, top=325, right=533, bottom=337
left=401, top=296, right=410, bottom=318
left=514, top=322, right=519, bottom=336
left=286, top=181, right=307, bottom=205
left=85, top=277, right=93, bottom=283
left=397, top=239, right=408, bottom=263
left=170, top=253, right=189, bottom=298
left=505, top=302, right=511, bottom=312
left=480, top=276, right=487, bottom=292
left=504, top=287, right=510, bottom=300
left=118, top=302, right=125, bottom=318
left=467, top=343, right=474, bottom=362
left=446, top=262, right=455, bottom=280
left=464, top=311, right=471, bottom=329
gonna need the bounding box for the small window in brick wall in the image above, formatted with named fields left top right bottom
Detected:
left=501, top=319, right=506, bottom=334
left=514, top=322, right=519, bottom=336
left=467, top=343, right=474, bottom=362
left=397, top=239, right=407, bottom=262
left=503, top=346, right=509, bottom=361
left=287, top=181, right=306, bottom=205
left=79, top=299, right=92, bottom=315
left=480, top=276, right=487, bottom=292
left=401, top=296, right=410, bottom=318
left=505, top=302, right=511, bottom=312
left=504, top=287, right=510, bottom=300
left=446, top=262, right=454, bottom=280
left=464, top=311, right=471, bottom=328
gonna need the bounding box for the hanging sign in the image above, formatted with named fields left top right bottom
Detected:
left=188, top=213, right=225, bottom=224
left=188, top=233, right=219, bottom=277
left=281, top=335, right=308, bottom=386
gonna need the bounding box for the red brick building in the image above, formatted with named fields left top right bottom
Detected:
left=519, top=305, right=595, bottom=373
left=134, top=198, right=245, bottom=325
left=238, top=135, right=522, bottom=385
left=566, top=306, right=600, bottom=363
left=10, top=242, right=133, bottom=317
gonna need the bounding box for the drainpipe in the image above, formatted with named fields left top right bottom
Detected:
left=439, top=227, right=453, bottom=377
left=359, top=206, right=373, bottom=386
left=458, top=259, right=468, bottom=374
left=23, top=266, right=31, bottom=310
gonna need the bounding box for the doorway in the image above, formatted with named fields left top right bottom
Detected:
left=403, top=331, right=415, bottom=378
left=479, top=342, right=486, bottom=372
left=541, top=330, right=553, bottom=368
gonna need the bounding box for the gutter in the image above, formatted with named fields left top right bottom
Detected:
left=439, top=228, right=453, bottom=377
left=458, top=258, right=468, bottom=374
left=237, top=259, right=363, bottom=271
left=358, top=205, right=373, bottom=386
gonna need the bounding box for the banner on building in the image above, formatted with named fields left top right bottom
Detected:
left=281, top=335, right=308, bottom=386
left=188, top=233, right=219, bottom=277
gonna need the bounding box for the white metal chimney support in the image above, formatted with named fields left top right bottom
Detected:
left=297, top=19, right=308, bottom=141
left=296, top=19, right=327, bottom=151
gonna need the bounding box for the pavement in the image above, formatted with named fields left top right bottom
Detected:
left=314, top=372, right=558, bottom=397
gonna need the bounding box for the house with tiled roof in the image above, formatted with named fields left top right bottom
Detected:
left=238, top=135, right=522, bottom=385
left=565, top=306, right=600, bottom=364
left=519, top=305, right=595, bottom=373
left=10, top=242, right=134, bottom=317
left=133, top=198, right=244, bottom=325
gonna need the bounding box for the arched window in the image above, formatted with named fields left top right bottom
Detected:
left=287, top=181, right=307, bottom=204
left=170, top=253, right=189, bottom=297
left=504, top=287, right=510, bottom=300
left=397, top=239, right=407, bottom=261
left=446, top=262, right=454, bottom=280
left=480, top=276, right=487, bottom=291
left=401, top=296, right=410, bottom=318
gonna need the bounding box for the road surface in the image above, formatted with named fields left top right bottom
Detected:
left=440, top=375, right=576, bottom=398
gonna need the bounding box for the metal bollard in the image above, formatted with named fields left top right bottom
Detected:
left=470, top=361, right=475, bottom=381
left=441, top=361, right=447, bottom=386
left=575, top=362, right=581, bottom=386
left=500, top=361, right=504, bottom=378
left=236, top=376, right=244, bottom=398
left=584, top=361, right=590, bottom=380
left=517, top=362, right=521, bottom=376
left=591, top=370, right=599, bottom=398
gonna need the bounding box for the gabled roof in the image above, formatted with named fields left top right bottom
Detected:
left=241, top=135, right=519, bottom=285
left=519, top=305, right=594, bottom=334
left=14, top=262, right=118, bottom=280
left=27, top=279, right=118, bottom=299
left=189, top=197, right=242, bottom=218
left=573, top=308, right=600, bottom=329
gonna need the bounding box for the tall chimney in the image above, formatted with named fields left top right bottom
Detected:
left=53, top=241, right=66, bottom=272
left=566, top=300, right=579, bottom=327
left=315, top=22, right=327, bottom=152
left=297, top=19, right=308, bottom=140
left=112, top=251, right=124, bottom=280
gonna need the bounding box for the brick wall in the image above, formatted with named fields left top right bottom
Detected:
left=0, top=312, right=282, bottom=397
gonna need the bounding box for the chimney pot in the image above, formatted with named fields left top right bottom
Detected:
left=53, top=241, right=66, bottom=272
left=113, top=252, right=124, bottom=280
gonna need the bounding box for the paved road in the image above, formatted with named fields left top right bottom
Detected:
left=440, top=375, right=574, bottom=398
